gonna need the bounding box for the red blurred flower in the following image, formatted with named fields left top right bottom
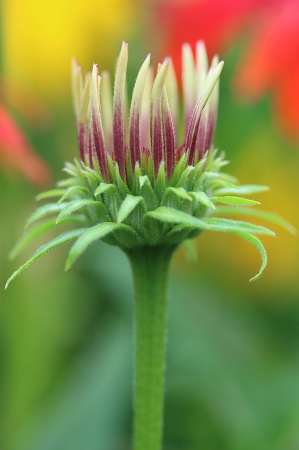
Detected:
left=157, top=0, right=299, bottom=138
left=0, top=100, right=51, bottom=186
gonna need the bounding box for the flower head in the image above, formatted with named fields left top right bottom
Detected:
left=6, top=41, right=295, bottom=289
left=72, top=41, right=223, bottom=182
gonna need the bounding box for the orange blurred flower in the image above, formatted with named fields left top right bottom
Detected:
left=157, top=0, right=299, bottom=138
left=0, top=100, right=51, bottom=186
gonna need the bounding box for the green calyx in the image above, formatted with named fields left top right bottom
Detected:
left=5, top=149, right=296, bottom=289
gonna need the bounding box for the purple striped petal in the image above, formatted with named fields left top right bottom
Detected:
left=90, top=64, right=110, bottom=182
left=182, top=44, right=196, bottom=140
left=140, top=66, right=153, bottom=149
left=101, top=71, right=113, bottom=154
left=113, top=41, right=128, bottom=181
left=150, top=60, right=170, bottom=178
left=129, top=54, right=151, bottom=172
left=186, top=61, right=224, bottom=164
left=162, top=87, right=175, bottom=180
left=77, top=121, right=87, bottom=162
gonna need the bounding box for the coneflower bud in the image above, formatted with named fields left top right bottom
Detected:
left=6, top=41, right=295, bottom=289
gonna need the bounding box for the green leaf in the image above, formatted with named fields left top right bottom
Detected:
left=117, top=195, right=143, bottom=223
left=113, top=223, right=145, bottom=248
left=162, top=224, right=201, bottom=244
left=25, top=203, right=68, bottom=230
left=213, top=207, right=297, bottom=234
left=102, top=184, right=122, bottom=222
left=116, top=164, right=130, bottom=199
left=139, top=175, right=159, bottom=212
left=147, top=207, right=275, bottom=235
left=168, top=152, right=187, bottom=187
left=202, top=217, right=275, bottom=235
left=142, top=214, right=167, bottom=244
left=81, top=170, right=99, bottom=191
left=56, top=177, right=79, bottom=188
left=65, top=223, right=118, bottom=270
left=107, top=153, right=117, bottom=185
left=176, top=166, right=194, bottom=189
left=94, top=182, right=115, bottom=196
left=213, top=184, right=269, bottom=196
left=147, top=207, right=208, bottom=229
left=190, top=191, right=215, bottom=209
left=56, top=199, right=101, bottom=224
left=230, top=231, right=268, bottom=282
left=161, top=187, right=192, bottom=209
left=9, top=215, right=87, bottom=260
left=132, top=162, right=142, bottom=196
left=5, top=229, right=85, bottom=289
left=57, top=186, right=89, bottom=205
left=35, top=189, right=66, bottom=201
left=207, top=179, right=239, bottom=190
left=154, top=162, right=166, bottom=202
left=194, top=171, right=219, bottom=190
left=188, top=157, right=207, bottom=190
left=210, top=196, right=260, bottom=206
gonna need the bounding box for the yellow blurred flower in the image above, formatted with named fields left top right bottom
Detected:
left=2, top=0, right=140, bottom=103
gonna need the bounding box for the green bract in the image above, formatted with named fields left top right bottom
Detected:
left=5, top=41, right=295, bottom=289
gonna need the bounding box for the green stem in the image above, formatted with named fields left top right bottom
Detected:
left=126, top=244, right=176, bottom=450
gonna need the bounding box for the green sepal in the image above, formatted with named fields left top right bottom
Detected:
left=139, top=175, right=159, bottom=212
left=168, top=152, right=187, bottom=187
left=190, top=191, right=215, bottom=209
left=107, top=154, right=117, bottom=185
left=194, top=203, right=209, bottom=219
left=147, top=207, right=275, bottom=235
left=65, top=222, right=118, bottom=270
left=230, top=231, right=268, bottom=282
left=56, top=177, right=79, bottom=188
left=57, top=186, right=89, bottom=205
left=194, top=171, right=219, bottom=191
left=5, top=229, right=85, bottom=289
left=126, top=151, right=134, bottom=190
left=203, top=217, right=275, bottom=236
left=162, top=224, right=201, bottom=244
left=187, top=157, right=207, bottom=191
left=9, top=215, right=87, bottom=260
left=176, top=166, right=194, bottom=189
left=73, top=158, right=82, bottom=171
left=207, top=178, right=239, bottom=190
left=132, top=162, right=142, bottom=196
left=213, top=207, right=297, bottom=235
left=154, top=162, right=166, bottom=202
left=117, top=195, right=144, bottom=223
left=210, top=196, right=260, bottom=206
left=94, top=182, right=114, bottom=196
left=213, top=184, right=269, bottom=196
left=113, top=224, right=145, bottom=248
left=102, top=184, right=122, bottom=222
left=94, top=202, right=111, bottom=223
left=35, top=189, right=66, bottom=201
left=116, top=164, right=130, bottom=200
left=217, top=172, right=238, bottom=184
left=63, top=164, right=85, bottom=182
left=81, top=163, right=102, bottom=182
left=56, top=199, right=101, bottom=224
left=25, top=203, right=68, bottom=230
left=161, top=187, right=192, bottom=209
left=142, top=214, right=166, bottom=244
left=81, top=170, right=99, bottom=191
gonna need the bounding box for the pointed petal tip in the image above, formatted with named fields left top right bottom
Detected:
left=92, top=63, right=98, bottom=75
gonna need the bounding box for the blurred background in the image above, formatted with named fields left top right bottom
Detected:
left=1, top=0, right=299, bottom=448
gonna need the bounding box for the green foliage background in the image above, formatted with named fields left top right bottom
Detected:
left=1, top=3, right=299, bottom=449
